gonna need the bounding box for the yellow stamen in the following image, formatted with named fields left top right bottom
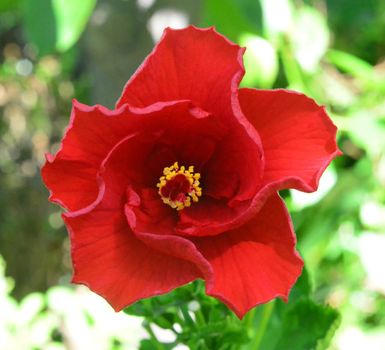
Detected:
left=157, top=162, right=202, bottom=210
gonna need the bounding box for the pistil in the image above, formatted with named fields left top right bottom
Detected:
left=157, top=162, right=202, bottom=210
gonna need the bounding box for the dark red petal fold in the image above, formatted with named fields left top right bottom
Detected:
left=176, top=124, right=264, bottom=237
left=50, top=100, right=135, bottom=166
left=42, top=158, right=99, bottom=211
left=116, top=26, right=244, bottom=124
left=124, top=187, right=213, bottom=278
left=125, top=187, right=177, bottom=236
left=239, top=88, right=341, bottom=194
left=193, top=193, right=303, bottom=319
left=176, top=197, right=251, bottom=237
left=204, top=125, right=263, bottom=203
left=42, top=100, right=134, bottom=211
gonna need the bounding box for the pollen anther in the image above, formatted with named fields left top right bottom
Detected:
left=157, top=162, right=202, bottom=210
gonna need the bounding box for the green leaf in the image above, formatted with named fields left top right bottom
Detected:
left=288, top=266, right=312, bottom=302
left=0, top=0, right=21, bottom=12
left=247, top=299, right=340, bottom=350
left=23, top=0, right=96, bottom=55
left=240, top=267, right=339, bottom=350
left=139, top=339, right=173, bottom=350
left=23, top=0, right=57, bottom=55
left=326, top=49, right=376, bottom=82
left=52, top=0, right=96, bottom=52
left=138, top=339, right=154, bottom=350
left=201, top=0, right=259, bottom=41
left=275, top=300, right=340, bottom=350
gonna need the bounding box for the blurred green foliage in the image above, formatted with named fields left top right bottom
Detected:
left=0, top=256, right=145, bottom=349
left=123, top=270, right=340, bottom=350
left=1, top=0, right=385, bottom=349
left=23, top=0, right=96, bottom=54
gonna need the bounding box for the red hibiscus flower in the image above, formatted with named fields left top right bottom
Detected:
left=42, top=26, right=340, bottom=319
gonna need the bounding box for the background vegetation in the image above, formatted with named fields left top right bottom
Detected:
left=0, top=0, right=384, bottom=349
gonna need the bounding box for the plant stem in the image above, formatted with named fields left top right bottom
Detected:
left=180, top=304, right=196, bottom=329
left=251, top=301, right=275, bottom=350
left=143, top=322, right=164, bottom=350
left=195, top=308, right=206, bottom=326
left=244, top=307, right=257, bottom=331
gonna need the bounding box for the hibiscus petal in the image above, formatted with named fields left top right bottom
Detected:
left=41, top=100, right=135, bottom=211
left=104, top=136, right=300, bottom=317
left=125, top=187, right=177, bottom=236
left=239, top=88, right=341, bottom=194
left=63, top=208, right=202, bottom=311
left=62, top=135, right=210, bottom=310
left=41, top=157, right=100, bottom=211
left=193, top=193, right=303, bottom=319
left=124, top=187, right=213, bottom=278
left=116, top=26, right=244, bottom=124
left=176, top=196, right=251, bottom=237
left=42, top=99, right=220, bottom=211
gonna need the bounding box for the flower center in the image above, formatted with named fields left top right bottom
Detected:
left=157, top=162, right=202, bottom=211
